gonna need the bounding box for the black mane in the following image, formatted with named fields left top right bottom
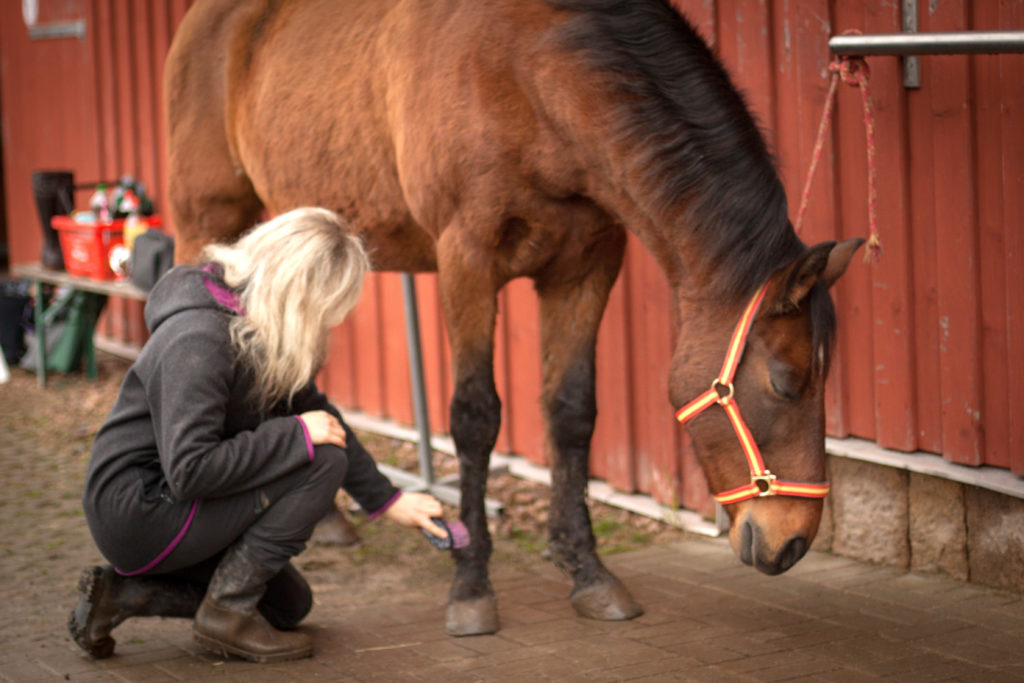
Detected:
left=550, top=0, right=804, bottom=303
left=549, top=0, right=836, bottom=373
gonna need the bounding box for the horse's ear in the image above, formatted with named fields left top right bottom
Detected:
left=821, top=237, right=865, bottom=288
left=768, top=238, right=865, bottom=314
left=769, top=241, right=835, bottom=314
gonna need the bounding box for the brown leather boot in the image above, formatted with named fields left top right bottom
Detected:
left=68, top=565, right=204, bottom=658
left=192, top=542, right=312, bottom=663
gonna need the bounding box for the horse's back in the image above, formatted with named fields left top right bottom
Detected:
left=166, top=0, right=421, bottom=263
left=166, top=0, right=589, bottom=273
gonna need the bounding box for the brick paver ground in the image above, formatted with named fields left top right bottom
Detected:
left=3, top=429, right=1023, bottom=681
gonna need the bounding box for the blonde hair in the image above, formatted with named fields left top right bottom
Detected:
left=201, top=207, right=368, bottom=410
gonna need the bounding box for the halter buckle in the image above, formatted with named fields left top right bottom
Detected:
left=711, top=379, right=734, bottom=404
left=752, top=471, right=777, bottom=496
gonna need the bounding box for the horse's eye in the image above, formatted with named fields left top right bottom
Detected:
left=768, top=362, right=803, bottom=401
left=770, top=377, right=799, bottom=401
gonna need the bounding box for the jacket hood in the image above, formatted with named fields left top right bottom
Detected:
left=143, top=264, right=240, bottom=333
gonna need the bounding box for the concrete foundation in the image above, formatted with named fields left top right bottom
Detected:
left=813, top=454, right=1024, bottom=594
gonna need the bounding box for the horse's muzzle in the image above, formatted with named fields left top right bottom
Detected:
left=737, top=519, right=809, bottom=576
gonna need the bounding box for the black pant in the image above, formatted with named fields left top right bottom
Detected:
left=149, top=445, right=349, bottom=626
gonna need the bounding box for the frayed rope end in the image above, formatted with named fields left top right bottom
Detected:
left=863, top=233, right=882, bottom=263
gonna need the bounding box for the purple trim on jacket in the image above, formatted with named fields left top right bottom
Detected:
left=201, top=264, right=245, bottom=315
left=114, top=499, right=199, bottom=576
left=295, top=415, right=315, bottom=461
left=367, top=491, right=402, bottom=520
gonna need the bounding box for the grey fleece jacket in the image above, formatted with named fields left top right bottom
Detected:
left=82, top=264, right=398, bottom=574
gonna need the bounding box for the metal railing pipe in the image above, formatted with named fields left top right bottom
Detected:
left=830, top=31, right=1024, bottom=56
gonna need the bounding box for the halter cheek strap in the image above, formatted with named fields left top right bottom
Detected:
left=674, top=279, right=831, bottom=505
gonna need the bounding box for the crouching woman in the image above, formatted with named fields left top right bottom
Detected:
left=69, top=207, right=445, bottom=662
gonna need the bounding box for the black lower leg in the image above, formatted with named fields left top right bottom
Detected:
left=444, top=355, right=502, bottom=636
left=448, top=360, right=500, bottom=601
left=545, top=354, right=643, bottom=621
left=545, top=351, right=603, bottom=581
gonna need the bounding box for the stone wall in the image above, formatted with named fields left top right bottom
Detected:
left=811, top=455, right=1024, bottom=594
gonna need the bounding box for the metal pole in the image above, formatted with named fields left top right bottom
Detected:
left=384, top=273, right=502, bottom=516
left=829, top=30, right=1024, bottom=56
left=401, top=273, right=434, bottom=486
left=35, top=281, right=47, bottom=388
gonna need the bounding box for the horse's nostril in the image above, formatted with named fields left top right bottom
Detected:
left=737, top=524, right=808, bottom=574
left=777, top=535, right=808, bottom=573
left=739, top=520, right=754, bottom=566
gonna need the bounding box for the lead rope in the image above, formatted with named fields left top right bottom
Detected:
left=793, top=32, right=881, bottom=263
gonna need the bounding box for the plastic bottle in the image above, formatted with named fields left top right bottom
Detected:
left=110, top=182, right=125, bottom=218
left=122, top=189, right=148, bottom=252
left=89, top=183, right=111, bottom=223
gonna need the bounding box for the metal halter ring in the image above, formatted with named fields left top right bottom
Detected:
left=711, top=379, right=734, bottom=403
left=752, top=472, right=778, bottom=496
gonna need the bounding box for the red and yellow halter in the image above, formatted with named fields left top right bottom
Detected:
left=674, top=280, right=831, bottom=505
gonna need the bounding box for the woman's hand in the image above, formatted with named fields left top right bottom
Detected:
left=383, top=492, right=447, bottom=537
left=299, top=410, right=347, bottom=448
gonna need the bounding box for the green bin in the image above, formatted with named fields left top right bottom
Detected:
left=21, top=290, right=107, bottom=374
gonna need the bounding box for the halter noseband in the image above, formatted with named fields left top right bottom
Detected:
left=674, top=279, right=831, bottom=505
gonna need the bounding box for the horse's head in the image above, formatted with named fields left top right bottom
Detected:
left=670, top=238, right=863, bottom=575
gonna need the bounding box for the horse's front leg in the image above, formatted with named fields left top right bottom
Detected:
left=537, top=248, right=643, bottom=622
left=437, top=234, right=502, bottom=636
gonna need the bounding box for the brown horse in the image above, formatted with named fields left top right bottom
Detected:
left=165, top=0, right=862, bottom=636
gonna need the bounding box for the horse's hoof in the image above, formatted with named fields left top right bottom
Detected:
left=570, top=575, right=643, bottom=621
left=445, top=595, right=499, bottom=636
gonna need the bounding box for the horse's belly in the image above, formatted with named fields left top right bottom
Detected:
left=260, top=172, right=439, bottom=273
left=225, top=0, right=439, bottom=272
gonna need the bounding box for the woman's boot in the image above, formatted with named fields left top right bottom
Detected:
left=259, top=561, right=313, bottom=631
left=68, top=565, right=205, bottom=658
left=192, top=542, right=312, bottom=663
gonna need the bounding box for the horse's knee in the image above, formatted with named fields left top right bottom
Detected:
left=450, top=373, right=501, bottom=459
left=547, top=356, right=597, bottom=455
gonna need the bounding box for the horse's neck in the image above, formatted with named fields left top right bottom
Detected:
left=535, top=6, right=795, bottom=298
left=587, top=135, right=797, bottom=302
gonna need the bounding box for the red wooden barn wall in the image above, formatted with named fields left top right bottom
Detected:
left=0, top=0, right=191, bottom=345
left=3, top=1, right=1022, bottom=518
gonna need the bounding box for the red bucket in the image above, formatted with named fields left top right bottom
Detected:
left=52, top=215, right=161, bottom=280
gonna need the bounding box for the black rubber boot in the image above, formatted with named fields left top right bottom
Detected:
left=68, top=565, right=205, bottom=658
left=259, top=562, right=313, bottom=631
left=192, top=542, right=312, bottom=663
left=31, top=170, right=75, bottom=270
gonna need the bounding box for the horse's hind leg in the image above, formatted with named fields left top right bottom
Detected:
left=436, top=231, right=502, bottom=636
left=537, top=241, right=643, bottom=622
left=165, top=36, right=264, bottom=263
left=166, top=137, right=265, bottom=264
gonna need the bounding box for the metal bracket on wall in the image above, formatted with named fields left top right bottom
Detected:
left=28, top=20, right=85, bottom=41
left=901, top=0, right=920, bottom=89
left=830, top=0, right=1024, bottom=90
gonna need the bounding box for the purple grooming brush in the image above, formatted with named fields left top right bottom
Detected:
left=423, top=517, right=470, bottom=550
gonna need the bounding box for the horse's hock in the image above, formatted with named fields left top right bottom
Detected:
left=813, top=454, right=1024, bottom=594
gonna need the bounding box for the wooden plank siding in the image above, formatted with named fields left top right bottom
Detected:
left=2, top=1, right=1022, bottom=515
